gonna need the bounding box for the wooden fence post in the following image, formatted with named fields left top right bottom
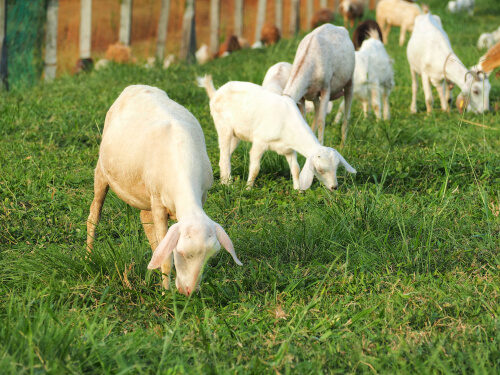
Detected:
left=156, top=0, right=171, bottom=61
left=210, top=0, right=220, bottom=56
left=0, top=0, right=7, bottom=90
left=369, top=0, right=377, bottom=10
left=289, top=0, right=300, bottom=37
left=119, top=0, right=133, bottom=46
left=307, top=0, right=314, bottom=30
left=79, top=0, right=92, bottom=59
left=179, top=0, right=196, bottom=63
left=254, top=0, right=266, bottom=43
left=44, top=0, right=59, bottom=82
left=234, top=0, right=243, bottom=38
left=275, top=0, right=282, bottom=34
left=320, top=0, right=327, bottom=8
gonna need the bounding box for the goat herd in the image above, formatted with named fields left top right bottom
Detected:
left=86, top=0, right=495, bottom=297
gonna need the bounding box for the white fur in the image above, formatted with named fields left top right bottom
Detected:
left=87, top=85, right=242, bottom=297
left=446, top=0, right=474, bottom=15
left=261, top=62, right=333, bottom=114
left=195, top=44, right=212, bottom=65
left=283, top=24, right=355, bottom=147
left=198, top=76, right=356, bottom=191
left=335, top=33, right=395, bottom=123
left=407, top=13, right=490, bottom=114
left=376, top=0, right=423, bottom=46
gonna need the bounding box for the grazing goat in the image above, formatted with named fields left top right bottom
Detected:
left=407, top=13, right=490, bottom=114
left=311, top=9, right=335, bottom=29
left=376, top=0, right=423, bottom=46
left=446, top=0, right=474, bottom=15
left=473, top=40, right=500, bottom=75
left=335, top=30, right=394, bottom=123
left=352, top=19, right=384, bottom=49
left=217, top=35, right=241, bottom=57
left=477, top=27, right=500, bottom=50
left=339, top=0, right=365, bottom=28
left=283, top=24, right=355, bottom=147
left=261, top=24, right=281, bottom=46
left=87, top=85, right=242, bottom=296
left=198, top=76, right=356, bottom=191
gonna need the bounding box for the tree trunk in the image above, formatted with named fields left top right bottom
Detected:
left=210, top=0, right=220, bottom=56
left=289, top=0, right=300, bottom=37
left=179, top=0, right=196, bottom=63
left=119, top=0, right=133, bottom=46
left=320, top=0, right=327, bottom=7
left=234, top=0, right=243, bottom=38
left=0, top=0, right=7, bottom=90
left=44, top=0, right=59, bottom=82
left=254, top=0, right=266, bottom=43
left=79, top=0, right=92, bottom=59
left=156, top=0, right=171, bottom=62
left=275, top=0, right=282, bottom=34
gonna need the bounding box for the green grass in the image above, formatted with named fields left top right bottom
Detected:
left=1, top=0, right=500, bottom=373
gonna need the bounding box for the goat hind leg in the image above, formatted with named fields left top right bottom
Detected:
left=341, top=80, right=354, bottom=149
left=246, top=142, right=266, bottom=189
left=87, top=162, right=109, bottom=252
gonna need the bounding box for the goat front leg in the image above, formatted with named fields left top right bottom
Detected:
left=246, top=142, right=267, bottom=189
left=399, top=25, right=407, bottom=46
left=334, top=99, right=345, bottom=124
left=433, top=79, right=448, bottom=112
left=410, top=68, right=418, bottom=113
left=217, top=129, right=234, bottom=185
left=341, top=80, right=354, bottom=149
left=150, top=201, right=170, bottom=289
left=382, top=88, right=391, bottom=120
left=314, top=88, right=331, bottom=145
left=297, top=98, right=306, bottom=120
left=382, top=23, right=391, bottom=45
left=87, top=162, right=109, bottom=252
left=140, top=210, right=157, bottom=249
left=286, top=151, right=301, bottom=190
left=370, top=82, right=382, bottom=120
left=421, top=73, right=433, bottom=113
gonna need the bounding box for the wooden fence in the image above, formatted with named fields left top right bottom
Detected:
left=0, top=0, right=380, bottom=89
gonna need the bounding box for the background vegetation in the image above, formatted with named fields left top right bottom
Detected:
left=1, top=0, right=499, bottom=373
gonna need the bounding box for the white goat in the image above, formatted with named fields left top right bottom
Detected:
left=87, top=85, right=242, bottom=297
left=282, top=24, right=355, bottom=147
left=198, top=76, right=356, bottom=191
left=334, top=30, right=394, bottom=123
left=446, top=0, right=474, bottom=15
left=477, top=27, right=500, bottom=50
left=261, top=62, right=333, bottom=114
left=376, top=0, right=423, bottom=46
left=407, top=13, right=490, bottom=114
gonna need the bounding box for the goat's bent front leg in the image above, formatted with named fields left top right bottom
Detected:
left=150, top=201, right=170, bottom=289
left=382, top=88, right=391, bottom=120
left=370, top=82, right=382, bottom=120
left=286, top=151, right=301, bottom=190
left=246, top=142, right=267, bottom=189
left=87, top=162, right=109, bottom=252
left=341, top=80, right=354, bottom=149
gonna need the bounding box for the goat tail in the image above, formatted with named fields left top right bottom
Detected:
left=197, top=75, right=217, bottom=100
left=367, top=28, right=380, bottom=41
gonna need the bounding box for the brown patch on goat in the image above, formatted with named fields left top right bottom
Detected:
left=352, top=19, right=383, bottom=50
left=480, top=40, right=500, bottom=74
left=261, top=23, right=281, bottom=46
left=311, top=9, right=335, bottom=29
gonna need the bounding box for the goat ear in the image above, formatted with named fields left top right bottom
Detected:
left=214, top=223, right=242, bottom=266
left=335, top=150, right=357, bottom=174
left=147, top=223, right=181, bottom=269
left=299, top=157, right=315, bottom=190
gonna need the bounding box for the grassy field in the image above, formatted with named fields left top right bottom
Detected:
left=1, top=0, right=500, bottom=373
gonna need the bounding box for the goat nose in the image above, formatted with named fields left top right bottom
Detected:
left=330, top=185, right=338, bottom=191
left=186, top=287, right=191, bottom=296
